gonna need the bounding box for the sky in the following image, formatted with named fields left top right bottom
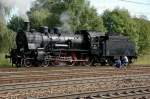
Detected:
left=89, top=0, right=150, bottom=20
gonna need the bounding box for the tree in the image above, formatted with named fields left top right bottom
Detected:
left=67, top=1, right=106, bottom=31
left=29, top=9, right=46, bottom=28
left=0, top=27, right=16, bottom=52
left=0, top=20, right=5, bottom=49
left=102, top=8, right=139, bottom=48
left=28, top=0, right=67, bottom=29
left=0, top=19, right=15, bottom=52
left=135, top=18, right=150, bottom=54
left=0, top=4, right=15, bottom=52
left=7, top=16, right=24, bottom=32
left=28, top=0, right=106, bottom=32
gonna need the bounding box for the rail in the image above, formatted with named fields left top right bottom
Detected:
left=0, top=74, right=150, bottom=93
left=37, top=86, right=150, bottom=99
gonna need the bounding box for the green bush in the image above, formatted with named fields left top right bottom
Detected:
left=135, top=54, right=150, bottom=65
left=0, top=53, right=12, bottom=67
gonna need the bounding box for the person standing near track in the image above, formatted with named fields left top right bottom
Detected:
left=115, top=58, right=122, bottom=68
left=122, top=56, right=129, bottom=66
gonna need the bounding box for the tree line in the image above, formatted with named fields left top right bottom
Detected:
left=1, top=0, right=150, bottom=54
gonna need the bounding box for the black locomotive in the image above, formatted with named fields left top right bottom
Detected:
left=6, top=22, right=137, bottom=67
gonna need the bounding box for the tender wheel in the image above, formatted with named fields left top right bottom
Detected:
left=101, top=62, right=106, bottom=66
left=106, top=58, right=114, bottom=66
left=108, top=60, right=114, bottom=66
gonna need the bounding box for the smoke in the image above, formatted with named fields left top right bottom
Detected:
left=0, top=0, right=36, bottom=21
left=0, top=6, right=5, bottom=19
left=60, top=11, right=71, bottom=32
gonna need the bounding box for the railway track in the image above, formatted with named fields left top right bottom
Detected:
left=37, top=86, right=150, bottom=99
left=0, top=65, right=150, bottom=72
left=1, top=65, right=150, bottom=74
left=0, top=66, right=150, bottom=78
left=0, top=75, right=150, bottom=93
left=1, top=66, right=150, bottom=84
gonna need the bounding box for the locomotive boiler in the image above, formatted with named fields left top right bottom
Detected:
left=6, top=22, right=137, bottom=67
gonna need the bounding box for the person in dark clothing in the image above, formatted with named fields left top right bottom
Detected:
left=115, top=59, right=122, bottom=68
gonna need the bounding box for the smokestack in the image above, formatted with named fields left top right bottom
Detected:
left=24, top=21, right=30, bottom=31
left=43, top=26, right=49, bottom=33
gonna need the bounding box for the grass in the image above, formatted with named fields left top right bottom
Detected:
left=134, top=53, right=150, bottom=65
left=0, top=53, right=12, bottom=67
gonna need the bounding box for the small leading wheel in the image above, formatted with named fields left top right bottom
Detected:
left=16, top=63, right=21, bottom=68
left=23, top=59, right=32, bottom=67
left=42, top=60, right=50, bottom=67
left=15, top=58, right=22, bottom=67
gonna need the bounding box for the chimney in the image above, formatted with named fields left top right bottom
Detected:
left=43, top=26, right=49, bottom=33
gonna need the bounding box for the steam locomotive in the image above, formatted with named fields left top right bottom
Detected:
left=6, top=22, right=137, bottom=67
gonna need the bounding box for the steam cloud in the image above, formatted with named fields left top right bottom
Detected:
left=0, top=0, right=35, bottom=21
left=60, top=11, right=71, bottom=32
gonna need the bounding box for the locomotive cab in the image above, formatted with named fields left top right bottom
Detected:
left=88, top=31, right=106, bottom=56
